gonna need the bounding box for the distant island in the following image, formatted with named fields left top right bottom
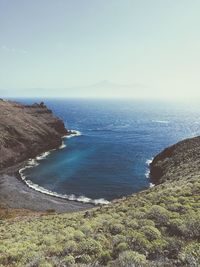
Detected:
left=0, top=100, right=199, bottom=266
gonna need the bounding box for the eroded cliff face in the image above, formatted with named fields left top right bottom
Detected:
left=150, top=136, right=200, bottom=184
left=0, top=99, right=68, bottom=170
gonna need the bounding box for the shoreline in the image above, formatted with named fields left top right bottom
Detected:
left=17, top=134, right=152, bottom=206
left=0, top=100, right=153, bottom=212
left=0, top=173, right=93, bottom=213
left=0, top=131, right=94, bottom=213
left=0, top=132, right=152, bottom=212
left=18, top=131, right=110, bottom=206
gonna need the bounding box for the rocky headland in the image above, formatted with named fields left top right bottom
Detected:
left=0, top=99, right=92, bottom=212
left=150, top=136, right=200, bottom=185
left=0, top=99, right=67, bottom=170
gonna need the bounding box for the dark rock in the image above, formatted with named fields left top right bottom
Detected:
left=150, top=136, right=200, bottom=184
left=0, top=100, right=93, bottom=212
left=0, top=100, right=68, bottom=170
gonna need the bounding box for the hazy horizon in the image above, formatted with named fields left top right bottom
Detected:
left=1, top=1, right=200, bottom=100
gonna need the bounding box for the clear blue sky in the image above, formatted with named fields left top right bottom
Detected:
left=0, top=0, right=200, bottom=99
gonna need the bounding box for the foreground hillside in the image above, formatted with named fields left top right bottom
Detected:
left=1, top=136, right=200, bottom=266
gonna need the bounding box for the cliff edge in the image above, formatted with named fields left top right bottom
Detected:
left=150, top=136, right=200, bottom=185
left=0, top=100, right=92, bottom=212
left=0, top=99, right=67, bottom=170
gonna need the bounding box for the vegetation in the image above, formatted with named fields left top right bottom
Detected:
left=0, top=175, right=199, bottom=266
left=1, top=136, right=200, bottom=266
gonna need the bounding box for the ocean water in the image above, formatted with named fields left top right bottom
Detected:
left=16, top=99, right=200, bottom=203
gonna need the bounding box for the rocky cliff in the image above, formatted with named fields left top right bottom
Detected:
left=0, top=99, right=92, bottom=212
left=0, top=99, right=67, bottom=170
left=150, top=136, right=200, bottom=185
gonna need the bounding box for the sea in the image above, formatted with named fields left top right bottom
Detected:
left=14, top=98, right=200, bottom=204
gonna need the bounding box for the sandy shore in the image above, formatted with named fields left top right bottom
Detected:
left=0, top=162, right=93, bottom=213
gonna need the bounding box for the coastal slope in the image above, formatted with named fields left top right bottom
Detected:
left=0, top=99, right=92, bottom=212
left=0, top=99, right=67, bottom=170
left=1, top=131, right=200, bottom=265
left=150, top=136, right=200, bottom=184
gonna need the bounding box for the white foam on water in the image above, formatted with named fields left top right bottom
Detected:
left=63, top=130, right=82, bottom=139
left=28, top=158, right=38, bottom=166
left=18, top=129, right=109, bottom=206
left=152, top=120, right=169, bottom=124
left=146, top=158, right=153, bottom=166
left=19, top=175, right=109, bottom=205
left=149, top=183, right=155, bottom=188
left=93, top=198, right=110, bottom=205
left=145, top=169, right=150, bottom=179
left=36, top=151, right=51, bottom=161
left=145, top=158, right=153, bottom=179
left=59, top=141, right=66, bottom=149
left=145, top=158, right=156, bottom=187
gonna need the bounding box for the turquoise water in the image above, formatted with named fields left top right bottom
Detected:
left=17, top=99, right=200, bottom=203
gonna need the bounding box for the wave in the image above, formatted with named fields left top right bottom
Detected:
left=152, top=120, right=169, bottom=124
left=19, top=171, right=109, bottom=205
left=60, top=130, right=82, bottom=148
left=19, top=159, right=39, bottom=174
left=145, top=158, right=153, bottom=178
left=145, top=169, right=150, bottom=179
left=146, top=158, right=153, bottom=166
left=145, top=158, right=155, bottom=187
left=18, top=129, right=109, bottom=205
left=63, top=130, right=82, bottom=139
left=36, top=151, right=51, bottom=161
left=59, top=141, right=67, bottom=149
left=89, top=126, right=131, bottom=133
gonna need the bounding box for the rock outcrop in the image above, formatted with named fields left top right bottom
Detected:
left=150, top=136, right=200, bottom=184
left=0, top=99, right=68, bottom=170
left=0, top=99, right=92, bottom=212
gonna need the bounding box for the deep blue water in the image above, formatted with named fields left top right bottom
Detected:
left=15, top=99, right=200, bottom=202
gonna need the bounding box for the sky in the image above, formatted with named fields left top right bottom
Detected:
left=0, top=0, right=200, bottom=99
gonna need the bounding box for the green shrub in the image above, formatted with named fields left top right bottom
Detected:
left=62, top=255, right=75, bottom=266
left=124, top=218, right=139, bottom=229
left=99, top=251, right=112, bottom=265
left=79, top=223, right=93, bottom=235
left=112, top=234, right=126, bottom=245
left=139, top=219, right=155, bottom=228
left=109, top=223, right=124, bottom=235
left=115, top=242, right=129, bottom=254
left=62, top=240, right=77, bottom=255
left=141, top=226, right=161, bottom=241
left=24, top=255, right=45, bottom=267
left=127, top=231, right=150, bottom=254
left=179, top=242, right=200, bottom=267
left=39, top=261, right=53, bottom=267
left=96, top=233, right=110, bottom=247
left=118, top=250, right=147, bottom=266
left=77, top=254, right=91, bottom=264
left=168, top=218, right=185, bottom=236
left=147, top=205, right=170, bottom=226
left=184, top=213, right=200, bottom=239
left=47, top=244, right=63, bottom=256
left=78, top=238, right=102, bottom=256
left=149, top=239, right=168, bottom=259
left=165, top=237, right=183, bottom=259
left=73, top=230, right=85, bottom=241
